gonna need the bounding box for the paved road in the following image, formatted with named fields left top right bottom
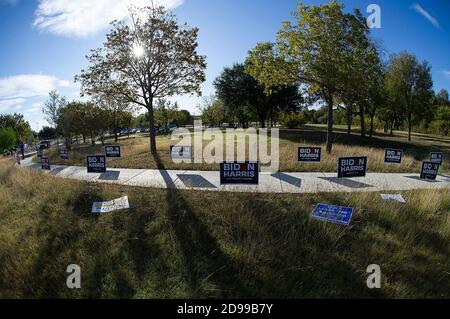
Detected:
left=18, top=157, right=450, bottom=194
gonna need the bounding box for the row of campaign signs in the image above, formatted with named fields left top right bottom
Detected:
left=39, top=145, right=444, bottom=183
left=38, top=145, right=443, bottom=226
left=166, top=146, right=443, bottom=184
left=38, top=146, right=121, bottom=172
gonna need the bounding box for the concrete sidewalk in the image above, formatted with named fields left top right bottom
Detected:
left=19, top=157, right=450, bottom=194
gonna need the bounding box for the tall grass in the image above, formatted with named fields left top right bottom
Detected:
left=0, top=159, right=448, bottom=298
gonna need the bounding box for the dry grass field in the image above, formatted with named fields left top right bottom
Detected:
left=1, top=158, right=449, bottom=298
left=38, top=126, right=449, bottom=174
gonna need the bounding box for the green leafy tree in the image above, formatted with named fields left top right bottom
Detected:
left=76, top=5, right=206, bottom=154
left=118, top=111, right=134, bottom=132
left=42, top=90, right=67, bottom=128
left=42, top=90, right=67, bottom=150
left=56, top=103, right=79, bottom=150
left=215, top=62, right=301, bottom=128
left=154, top=99, right=179, bottom=129
left=0, top=113, right=32, bottom=142
left=385, top=52, right=434, bottom=141
left=342, top=10, right=383, bottom=137
left=197, top=96, right=225, bottom=127
left=93, top=92, right=134, bottom=142
left=436, top=89, right=449, bottom=104
left=246, top=1, right=367, bottom=153
left=173, top=110, right=193, bottom=127
left=432, top=106, right=450, bottom=136
left=279, top=111, right=306, bottom=129
left=0, top=128, right=17, bottom=152
left=38, top=126, right=57, bottom=140
left=135, top=113, right=150, bottom=129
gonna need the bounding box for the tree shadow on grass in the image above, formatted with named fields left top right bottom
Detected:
left=21, top=191, right=100, bottom=298
left=19, top=186, right=151, bottom=298
left=153, top=153, right=251, bottom=298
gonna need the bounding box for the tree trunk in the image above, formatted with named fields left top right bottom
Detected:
left=65, top=136, right=71, bottom=150
left=148, top=97, right=157, bottom=154
left=360, top=105, right=365, bottom=137
left=346, top=106, right=352, bottom=136
left=114, top=114, right=118, bottom=142
left=408, top=113, right=412, bottom=142
left=369, top=114, right=375, bottom=137
left=259, top=113, right=266, bottom=128
left=326, top=94, right=334, bottom=154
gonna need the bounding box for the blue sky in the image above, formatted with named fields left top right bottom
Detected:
left=0, top=0, right=449, bottom=131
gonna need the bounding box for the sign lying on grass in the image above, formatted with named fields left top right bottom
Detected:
left=384, top=149, right=403, bottom=164
left=170, top=145, right=192, bottom=160
left=91, top=195, right=129, bottom=213
left=220, top=161, right=259, bottom=185
left=420, top=161, right=439, bottom=180
left=41, top=157, right=50, bottom=170
left=429, top=152, right=443, bottom=165
left=60, top=150, right=68, bottom=160
left=87, top=155, right=106, bottom=173
left=105, top=146, right=121, bottom=158
left=298, top=147, right=321, bottom=162
left=338, top=156, right=367, bottom=178
left=311, top=203, right=353, bottom=225
left=380, top=194, right=406, bottom=203
left=37, top=148, right=43, bottom=158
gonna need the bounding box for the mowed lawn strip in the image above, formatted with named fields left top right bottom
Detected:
left=1, top=159, right=449, bottom=298
left=38, top=126, right=450, bottom=174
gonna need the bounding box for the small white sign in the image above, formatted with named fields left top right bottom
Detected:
left=91, top=196, right=130, bottom=213
left=170, top=145, right=192, bottom=160
left=380, top=194, right=406, bottom=203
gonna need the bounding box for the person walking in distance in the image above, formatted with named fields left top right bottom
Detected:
left=18, top=140, right=25, bottom=160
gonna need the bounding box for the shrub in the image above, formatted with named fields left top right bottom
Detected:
left=280, top=112, right=306, bottom=129
left=0, top=128, right=17, bottom=151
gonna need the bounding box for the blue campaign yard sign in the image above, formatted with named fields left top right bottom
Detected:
left=105, top=145, right=121, bottom=158
left=220, top=161, right=259, bottom=185
left=298, top=147, right=321, bottom=162
left=429, top=152, right=443, bottom=165
left=311, top=203, right=353, bottom=225
left=60, top=149, right=69, bottom=160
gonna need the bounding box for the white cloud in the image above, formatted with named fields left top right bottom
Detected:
left=442, top=70, right=450, bottom=78
left=0, top=74, right=67, bottom=100
left=411, top=3, right=441, bottom=29
left=0, top=98, right=25, bottom=112
left=33, top=0, right=184, bottom=37
left=28, top=107, right=43, bottom=113
left=0, top=74, right=71, bottom=119
left=56, top=79, right=71, bottom=87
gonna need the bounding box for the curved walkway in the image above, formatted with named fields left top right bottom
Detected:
left=18, top=157, right=450, bottom=194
